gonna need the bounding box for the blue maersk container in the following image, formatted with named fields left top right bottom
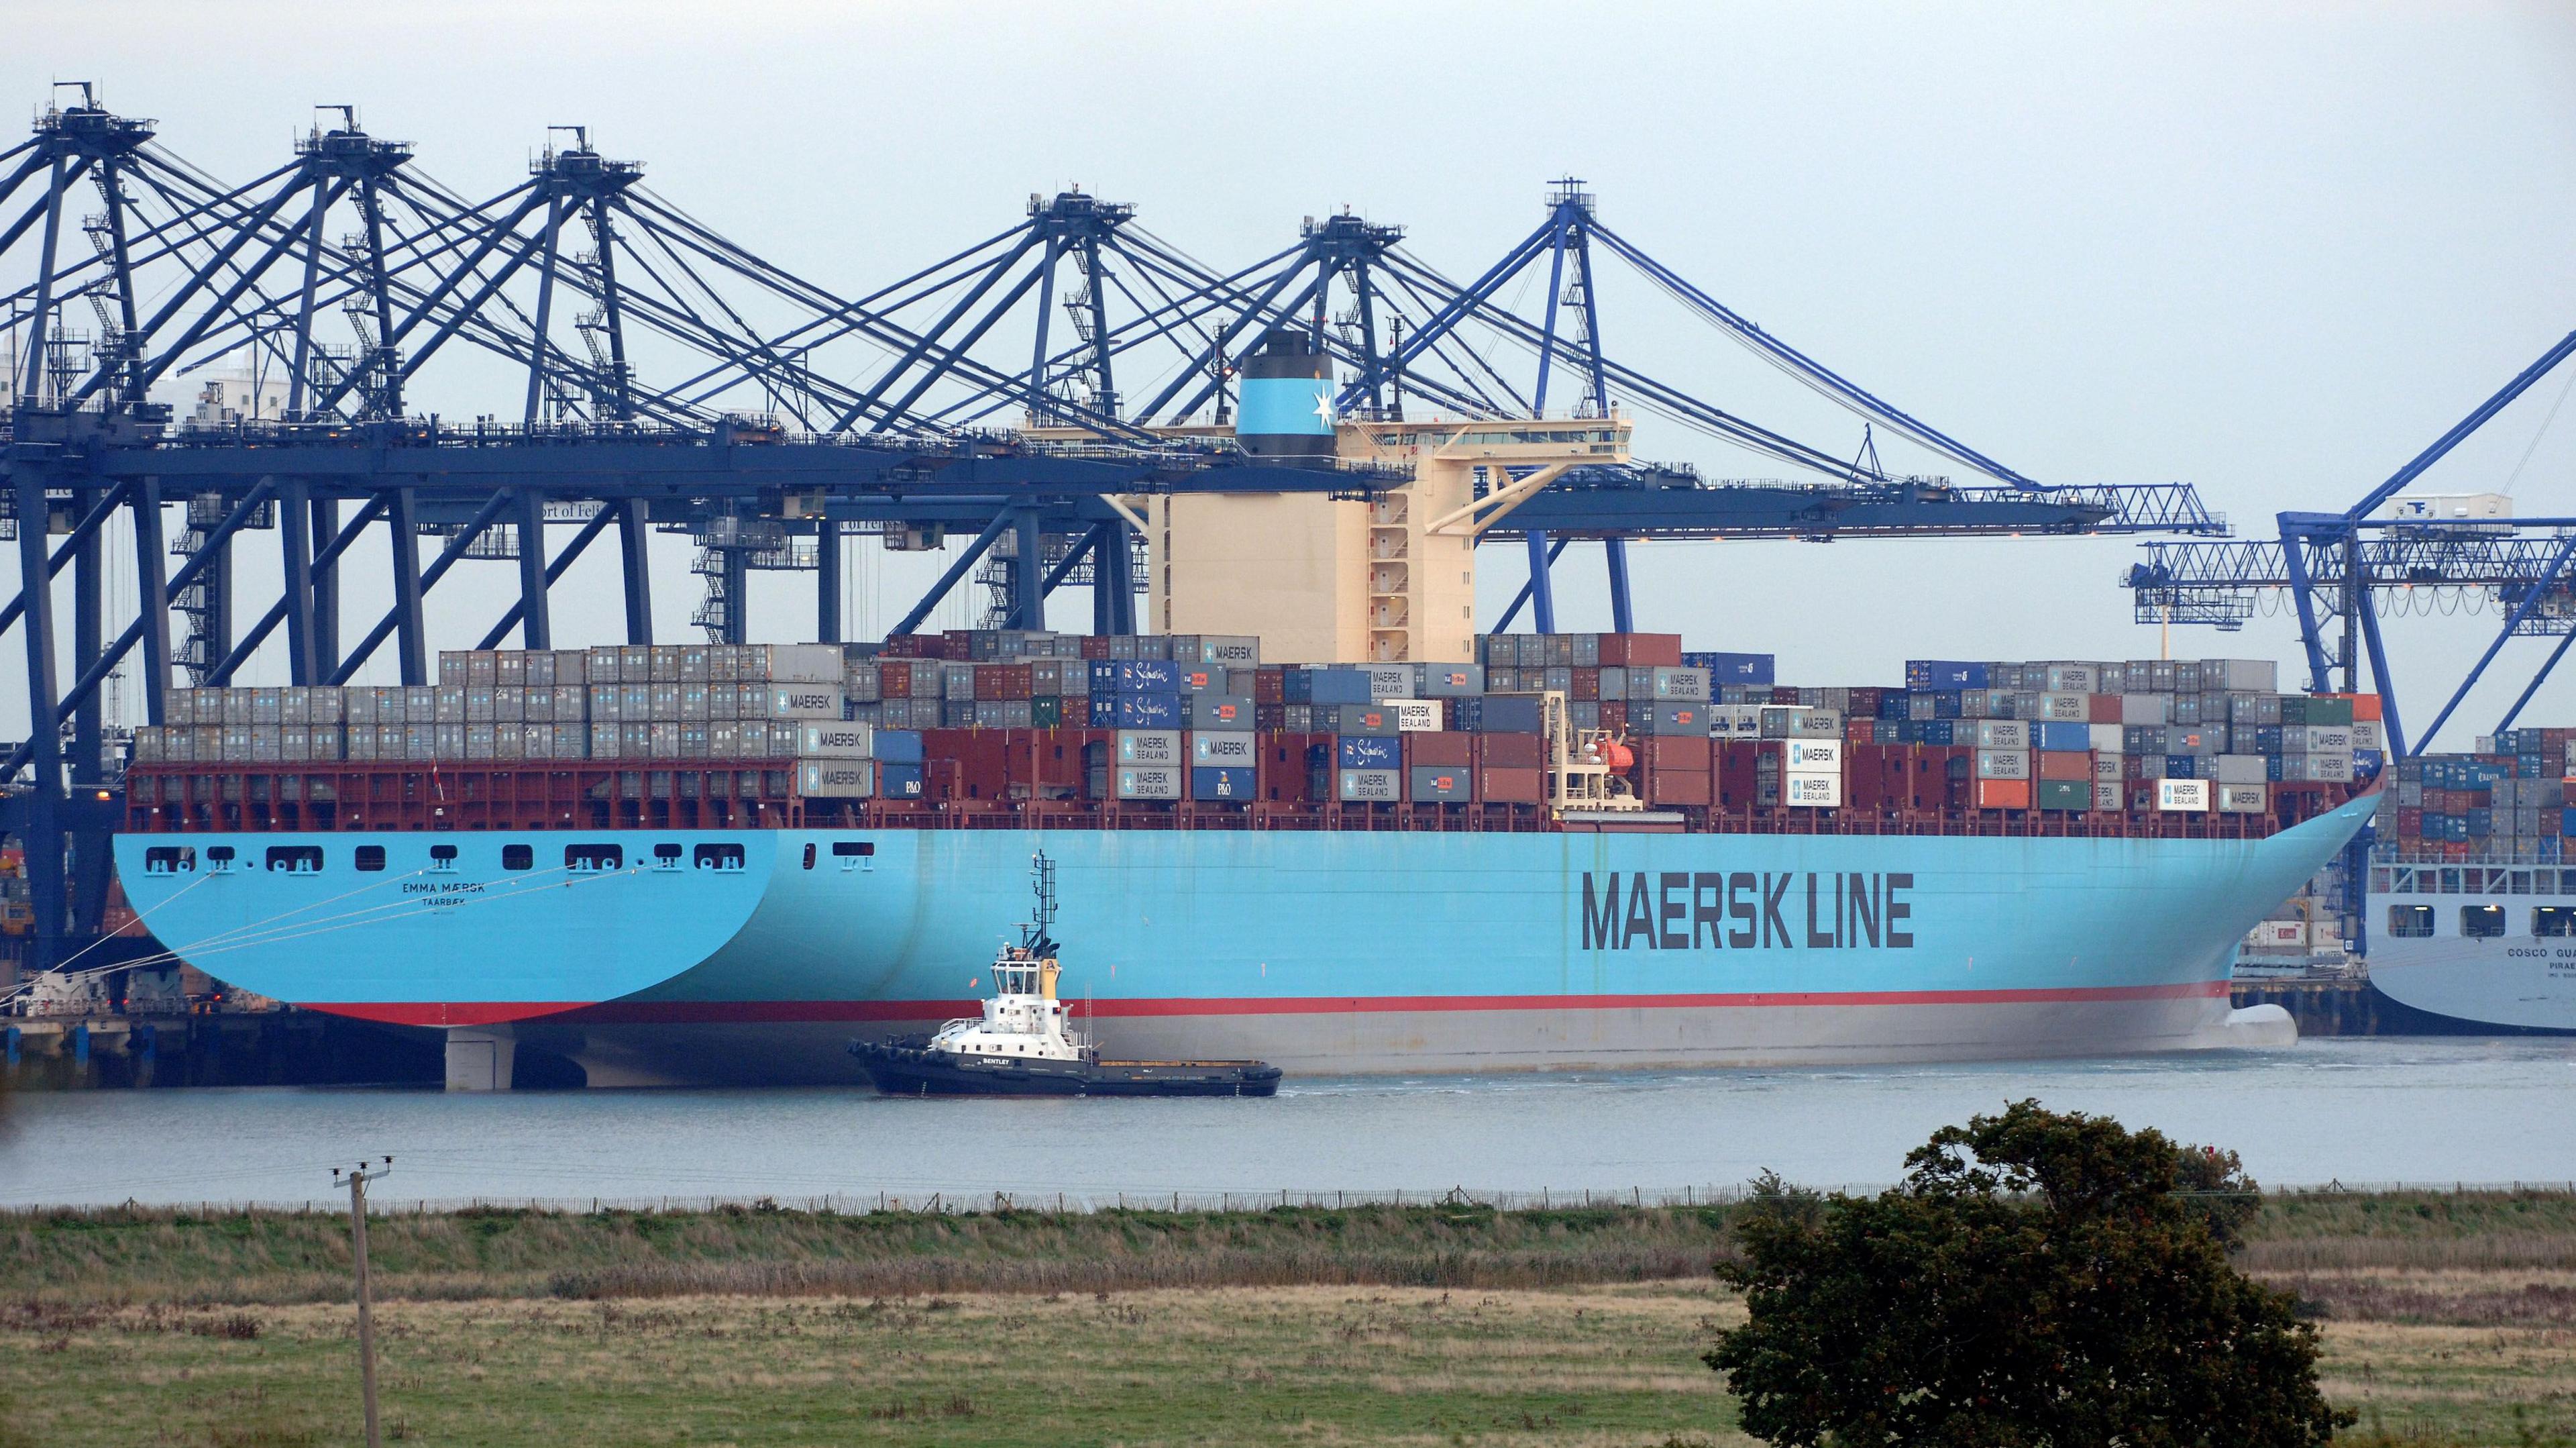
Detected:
left=1907, top=660, right=1990, bottom=690
left=1190, top=766, right=1256, bottom=801
left=874, top=729, right=924, bottom=764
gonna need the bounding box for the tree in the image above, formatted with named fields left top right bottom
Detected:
left=1707, top=1101, right=2349, bottom=1447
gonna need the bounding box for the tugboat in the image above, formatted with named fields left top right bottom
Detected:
left=848, top=853, right=1282, bottom=1098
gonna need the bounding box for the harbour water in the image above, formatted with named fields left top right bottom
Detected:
left=4, top=1038, right=2571, bottom=1208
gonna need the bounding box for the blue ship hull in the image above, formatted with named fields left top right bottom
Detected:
left=113, top=789, right=2378, bottom=1085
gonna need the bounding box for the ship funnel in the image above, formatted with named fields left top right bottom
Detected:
left=1234, top=329, right=1336, bottom=459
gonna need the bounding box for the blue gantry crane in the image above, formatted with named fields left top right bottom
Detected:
left=2123, top=327, right=2576, bottom=758
left=4, top=89, right=2231, bottom=978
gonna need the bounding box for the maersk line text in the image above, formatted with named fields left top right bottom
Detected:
left=1579, top=872, right=1917, bottom=951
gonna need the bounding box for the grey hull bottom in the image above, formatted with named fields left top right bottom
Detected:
left=466, top=995, right=2284, bottom=1089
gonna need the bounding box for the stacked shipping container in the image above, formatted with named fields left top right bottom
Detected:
left=123, top=631, right=2381, bottom=825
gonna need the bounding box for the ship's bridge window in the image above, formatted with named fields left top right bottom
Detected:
left=2536, top=907, right=2576, bottom=937
left=566, top=844, right=625, bottom=872
left=428, top=845, right=458, bottom=874
left=144, top=846, right=195, bottom=876
left=264, top=846, right=325, bottom=876
left=502, top=844, right=533, bottom=872
left=2461, top=904, right=2506, bottom=939
left=353, top=845, right=385, bottom=872
left=694, top=843, right=745, bottom=873
left=2387, top=904, right=2434, bottom=939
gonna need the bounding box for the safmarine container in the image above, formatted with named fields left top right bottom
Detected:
left=1117, top=729, right=1183, bottom=766
left=1191, top=766, right=1256, bottom=801
left=1114, top=693, right=1180, bottom=728
left=1337, top=735, right=1401, bottom=770
left=797, top=760, right=877, bottom=798
left=1192, top=731, right=1256, bottom=766
left=1092, top=659, right=1178, bottom=692
left=1116, top=765, right=1183, bottom=800
left=1338, top=768, right=1401, bottom=803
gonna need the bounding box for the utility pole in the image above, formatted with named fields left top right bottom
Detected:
left=333, top=1157, right=394, bottom=1448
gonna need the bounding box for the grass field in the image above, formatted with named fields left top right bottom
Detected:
left=4, top=1194, right=2573, bottom=1446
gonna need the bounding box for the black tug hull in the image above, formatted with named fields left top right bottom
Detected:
left=849, top=1041, right=1282, bottom=1098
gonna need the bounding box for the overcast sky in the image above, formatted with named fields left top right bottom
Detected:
left=7, top=1, right=2576, bottom=741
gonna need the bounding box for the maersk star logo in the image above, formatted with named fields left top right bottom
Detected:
left=1311, top=391, right=1336, bottom=427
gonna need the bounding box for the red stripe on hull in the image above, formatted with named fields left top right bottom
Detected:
left=313, top=1002, right=595, bottom=1027
left=323, top=980, right=2229, bottom=1027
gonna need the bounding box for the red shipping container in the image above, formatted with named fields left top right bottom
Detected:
left=1845, top=718, right=1876, bottom=743
left=1770, top=686, right=1801, bottom=705
left=1597, top=633, right=1683, bottom=667
left=1639, top=767, right=1711, bottom=805
left=1848, top=686, right=1884, bottom=717
left=1254, top=703, right=1286, bottom=731
left=1479, top=767, right=1543, bottom=803
left=1081, top=635, right=1112, bottom=660
left=1250, top=668, right=1285, bottom=704
left=1405, top=732, right=1475, bottom=767
left=2084, top=694, right=2121, bottom=723
left=1976, top=778, right=2031, bottom=809
left=975, top=664, right=1034, bottom=702
left=1713, top=739, right=1759, bottom=808
left=1570, top=667, right=1601, bottom=702
left=2036, top=750, right=2092, bottom=782
left=877, top=662, right=914, bottom=699
left=1636, top=737, right=1710, bottom=771
left=2394, top=806, right=2423, bottom=835
left=1260, top=736, right=1316, bottom=804
left=1599, top=702, right=1627, bottom=730
left=1475, top=733, right=1544, bottom=769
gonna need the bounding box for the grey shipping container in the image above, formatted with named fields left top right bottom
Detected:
left=794, top=721, right=875, bottom=758
left=1118, top=729, right=1183, bottom=766
left=798, top=759, right=877, bottom=798
left=1338, top=768, right=1402, bottom=803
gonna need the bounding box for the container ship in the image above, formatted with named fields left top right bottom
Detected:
left=2360, top=732, right=2576, bottom=1033
left=110, top=632, right=2381, bottom=1088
